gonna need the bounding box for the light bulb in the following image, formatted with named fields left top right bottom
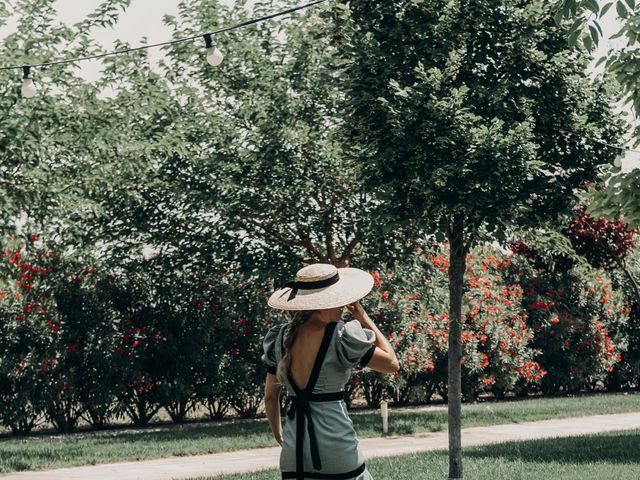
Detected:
left=21, top=78, right=37, bottom=98
left=203, top=33, right=223, bottom=67
left=206, top=46, right=223, bottom=66
left=21, top=65, right=37, bottom=98
left=613, top=154, right=623, bottom=168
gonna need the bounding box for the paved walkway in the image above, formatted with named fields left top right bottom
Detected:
left=2, top=412, right=640, bottom=480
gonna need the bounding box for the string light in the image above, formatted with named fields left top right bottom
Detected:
left=562, top=130, right=639, bottom=166
left=0, top=0, right=330, bottom=95
left=613, top=153, right=623, bottom=167
left=203, top=33, right=224, bottom=66
left=21, top=65, right=37, bottom=98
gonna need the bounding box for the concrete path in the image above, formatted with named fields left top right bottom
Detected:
left=2, top=412, right=640, bottom=480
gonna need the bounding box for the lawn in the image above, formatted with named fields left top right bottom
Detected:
left=191, top=429, right=640, bottom=480
left=0, top=391, right=639, bottom=473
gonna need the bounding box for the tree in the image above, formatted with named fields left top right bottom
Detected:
left=331, top=0, right=625, bottom=477
left=143, top=0, right=419, bottom=280
left=552, top=0, right=640, bottom=135
left=0, top=0, right=135, bottom=234
left=551, top=1, right=640, bottom=226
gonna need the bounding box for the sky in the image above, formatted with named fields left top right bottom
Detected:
left=0, top=0, right=637, bottom=170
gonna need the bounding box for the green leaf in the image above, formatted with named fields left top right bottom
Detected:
left=553, top=8, right=565, bottom=26
left=594, top=20, right=603, bottom=38
left=616, top=1, right=629, bottom=18
left=601, top=1, right=615, bottom=15
left=583, top=32, right=594, bottom=51
left=567, top=29, right=581, bottom=46
left=625, top=0, right=636, bottom=10
left=567, top=18, right=584, bottom=35
left=594, top=55, right=608, bottom=68
left=585, top=0, right=600, bottom=14
left=589, top=25, right=600, bottom=46
left=610, top=27, right=626, bottom=39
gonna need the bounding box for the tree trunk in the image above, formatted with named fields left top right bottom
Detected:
left=447, top=213, right=466, bottom=479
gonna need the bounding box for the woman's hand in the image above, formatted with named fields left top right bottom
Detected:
left=275, top=432, right=283, bottom=445
left=345, top=301, right=369, bottom=325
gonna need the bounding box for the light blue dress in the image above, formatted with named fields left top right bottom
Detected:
left=262, top=319, right=377, bottom=480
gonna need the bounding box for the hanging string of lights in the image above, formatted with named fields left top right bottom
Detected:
left=592, top=136, right=640, bottom=167
left=3, top=0, right=640, bottom=162
left=566, top=132, right=640, bottom=166
left=1, top=0, right=330, bottom=98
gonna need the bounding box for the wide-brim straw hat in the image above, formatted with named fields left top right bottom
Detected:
left=267, top=263, right=374, bottom=310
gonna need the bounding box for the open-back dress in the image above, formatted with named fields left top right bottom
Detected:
left=261, top=319, right=377, bottom=480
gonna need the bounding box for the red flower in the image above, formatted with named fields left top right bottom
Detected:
left=132, top=340, right=141, bottom=348
left=531, top=301, right=548, bottom=310
left=370, top=271, right=381, bottom=288
left=480, top=353, right=489, bottom=368
left=66, top=343, right=79, bottom=353
left=482, top=377, right=495, bottom=386
left=47, top=319, right=60, bottom=332
left=28, top=233, right=38, bottom=242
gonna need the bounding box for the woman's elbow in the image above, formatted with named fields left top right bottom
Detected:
left=389, top=360, right=400, bottom=373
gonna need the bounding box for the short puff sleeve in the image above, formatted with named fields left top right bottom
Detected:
left=261, top=324, right=282, bottom=375
left=335, top=319, right=377, bottom=370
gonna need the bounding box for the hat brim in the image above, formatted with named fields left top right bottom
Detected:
left=267, top=267, right=374, bottom=310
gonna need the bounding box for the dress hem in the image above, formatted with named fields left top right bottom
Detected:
left=281, top=461, right=367, bottom=479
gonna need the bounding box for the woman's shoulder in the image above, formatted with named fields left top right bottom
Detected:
left=263, top=322, right=290, bottom=347
left=335, top=318, right=367, bottom=334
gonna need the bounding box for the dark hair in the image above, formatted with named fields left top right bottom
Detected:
left=275, top=309, right=317, bottom=387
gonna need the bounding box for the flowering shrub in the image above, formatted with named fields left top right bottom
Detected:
left=506, top=240, right=629, bottom=394
left=221, top=280, right=272, bottom=419
left=0, top=234, right=60, bottom=434
left=47, top=264, right=122, bottom=432
left=459, top=245, right=544, bottom=399
left=563, top=203, right=640, bottom=271
left=561, top=204, right=640, bottom=391
left=359, top=243, right=543, bottom=405
left=360, top=256, right=447, bottom=406
left=0, top=231, right=632, bottom=434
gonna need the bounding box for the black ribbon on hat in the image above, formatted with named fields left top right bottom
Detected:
left=278, top=271, right=340, bottom=302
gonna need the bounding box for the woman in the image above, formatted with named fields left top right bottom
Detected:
left=261, top=263, right=400, bottom=480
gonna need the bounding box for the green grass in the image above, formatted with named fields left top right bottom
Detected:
left=0, top=391, right=639, bottom=473
left=190, top=429, right=640, bottom=480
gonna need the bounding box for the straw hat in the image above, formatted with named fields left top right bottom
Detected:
left=267, top=263, right=374, bottom=310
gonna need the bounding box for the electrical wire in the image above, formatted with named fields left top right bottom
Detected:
left=0, top=0, right=330, bottom=71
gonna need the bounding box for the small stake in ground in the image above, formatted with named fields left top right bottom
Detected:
left=381, top=400, right=388, bottom=434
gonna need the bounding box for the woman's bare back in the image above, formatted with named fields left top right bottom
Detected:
left=288, top=321, right=331, bottom=390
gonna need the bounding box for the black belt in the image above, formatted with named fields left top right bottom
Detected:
left=285, top=391, right=346, bottom=476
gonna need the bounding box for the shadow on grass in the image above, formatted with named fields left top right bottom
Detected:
left=464, top=429, right=640, bottom=464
